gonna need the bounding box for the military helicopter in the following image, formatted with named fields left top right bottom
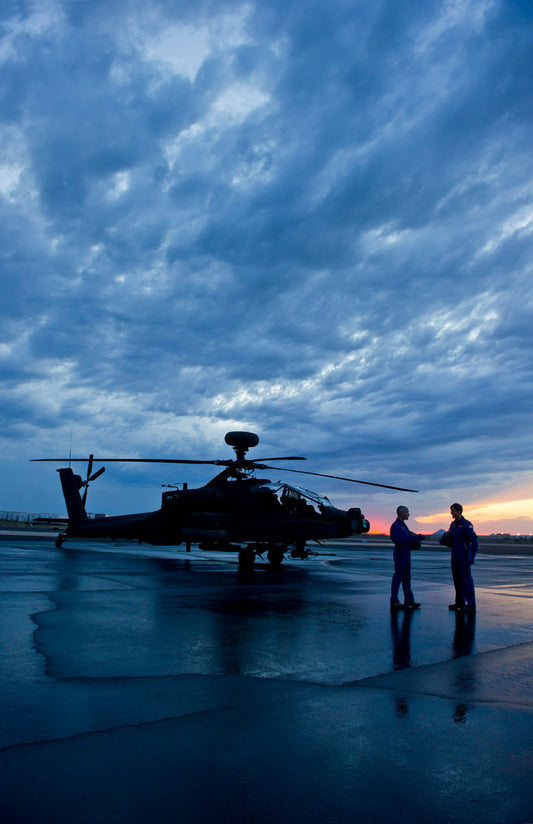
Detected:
left=33, top=431, right=417, bottom=569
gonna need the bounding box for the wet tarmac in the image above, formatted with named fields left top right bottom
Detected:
left=1, top=536, right=532, bottom=823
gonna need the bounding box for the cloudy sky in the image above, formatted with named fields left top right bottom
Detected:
left=1, top=0, right=532, bottom=534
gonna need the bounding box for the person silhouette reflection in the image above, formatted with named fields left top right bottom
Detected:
left=453, top=703, right=470, bottom=723
left=451, top=610, right=476, bottom=723
left=390, top=610, right=413, bottom=718
left=390, top=606, right=413, bottom=670
left=452, top=610, right=476, bottom=658
left=394, top=696, right=410, bottom=718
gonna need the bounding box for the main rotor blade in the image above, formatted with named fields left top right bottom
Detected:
left=252, top=456, right=306, bottom=462
left=31, top=457, right=417, bottom=491
left=32, top=458, right=226, bottom=465
left=259, top=464, right=419, bottom=492
left=33, top=456, right=306, bottom=465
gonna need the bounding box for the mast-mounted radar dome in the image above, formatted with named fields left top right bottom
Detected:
left=224, top=431, right=259, bottom=461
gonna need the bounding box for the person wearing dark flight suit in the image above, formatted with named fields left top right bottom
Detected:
left=389, top=506, right=425, bottom=609
left=441, top=502, right=478, bottom=612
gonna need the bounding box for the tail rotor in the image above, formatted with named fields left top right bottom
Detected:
left=81, top=454, right=106, bottom=506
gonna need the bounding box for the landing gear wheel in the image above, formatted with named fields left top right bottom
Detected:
left=290, top=540, right=306, bottom=559
left=238, top=547, right=255, bottom=571
left=55, top=533, right=67, bottom=548
left=267, top=547, right=284, bottom=568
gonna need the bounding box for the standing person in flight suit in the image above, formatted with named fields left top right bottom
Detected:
left=390, top=506, right=426, bottom=609
left=441, top=502, right=478, bottom=612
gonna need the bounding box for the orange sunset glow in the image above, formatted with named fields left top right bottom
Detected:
left=367, top=497, right=533, bottom=536
left=418, top=498, right=533, bottom=526
left=416, top=498, right=533, bottom=535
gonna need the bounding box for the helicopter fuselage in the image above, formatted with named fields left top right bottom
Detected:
left=34, top=430, right=413, bottom=568
left=56, top=469, right=369, bottom=562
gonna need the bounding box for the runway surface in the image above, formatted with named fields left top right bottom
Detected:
left=1, top=535, right=532, bottom=823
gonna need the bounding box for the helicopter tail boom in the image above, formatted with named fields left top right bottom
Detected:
left=58, top=468, right=89, bottom=525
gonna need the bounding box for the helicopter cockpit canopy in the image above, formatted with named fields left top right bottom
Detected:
left=253, top=482, right=332, bottom=515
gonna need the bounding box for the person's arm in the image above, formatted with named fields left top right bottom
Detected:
left=391, top=520, right=408, bottom=549
left=440, top=525, right=453, bottom=547
left=467, top=522, right=478, bottom=563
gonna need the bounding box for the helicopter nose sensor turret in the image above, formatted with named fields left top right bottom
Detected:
left=348, top=507, right=370, bottom=534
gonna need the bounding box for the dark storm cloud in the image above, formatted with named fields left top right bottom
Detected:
left=0, top=0, right=532, bottom=524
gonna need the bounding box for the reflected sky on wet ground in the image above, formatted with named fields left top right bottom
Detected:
left=0, top=538, right=532, bottom=823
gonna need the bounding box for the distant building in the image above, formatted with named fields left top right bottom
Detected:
left=0, top=510, right=108, bottom=524
left=0, top=510, right=64, bottom=524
